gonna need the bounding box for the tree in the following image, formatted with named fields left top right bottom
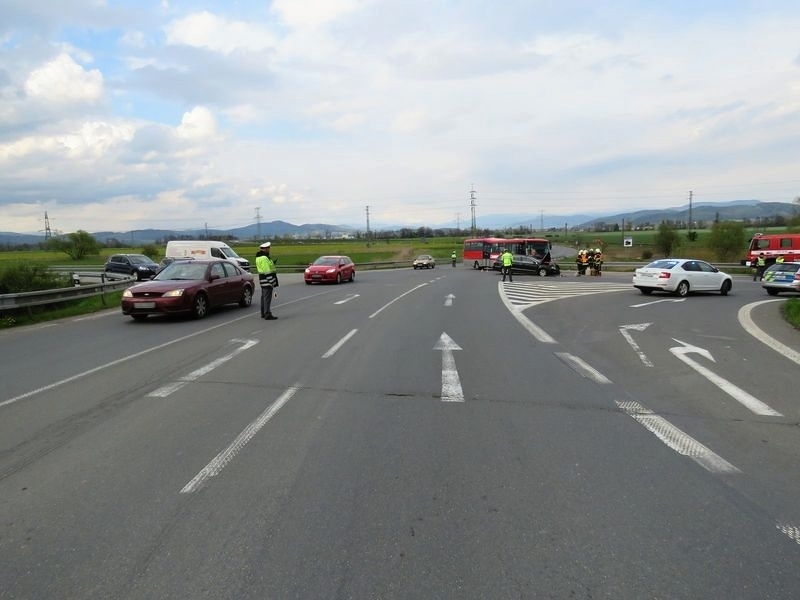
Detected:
left=708, top=221, right=744, bottom=262
left=654, top=221, right=680, bottom=256
left=48, top=230, right=101, bottom=260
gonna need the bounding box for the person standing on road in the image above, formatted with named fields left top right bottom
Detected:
left=753, top=252, right=767, bottom=281
left=451, top=250, right=457, bottom=267
left=255, top=242, right=278, bottom=320
left=501, top=248, right=514, bottom=282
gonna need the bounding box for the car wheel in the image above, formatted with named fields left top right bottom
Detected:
left=413, top=265, right=417, bottom=269
left=134, top=270, right=142, bottom=281
left=766, top=288, right=779, bottom=296
left=336, top=273, right=342, bottom=284
left=349, top=270, right=355, bottom=282
left=192, top=293, right=209, bottom=319
left=538, top=267, right=548, bottom=277
left=676, top=281, right=690, bottom=297
left=719, top=279, right=732, bottom=296
left=239, top=286, right=253, bottom=307
left=131, top=314, right=148, bottom=321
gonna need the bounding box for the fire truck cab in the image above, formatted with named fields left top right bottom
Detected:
left=742, top=233, right=800, bottom=266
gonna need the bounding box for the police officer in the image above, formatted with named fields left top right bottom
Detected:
left=753, top=252, right=766, bottom=281
left=500, top=248, right=514, bottom=282
left=255, top=242, right=278, bottom=320
left=451, top=250, right=457, bottom=267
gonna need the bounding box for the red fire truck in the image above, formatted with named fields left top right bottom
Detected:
left=742, top=232, right=800, bottom=266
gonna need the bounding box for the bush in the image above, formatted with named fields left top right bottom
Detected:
left=641, top=249, right=653, bottom=260
left=0, top=263, right=68, bottom=294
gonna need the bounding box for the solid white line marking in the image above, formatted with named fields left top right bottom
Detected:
left=670, top=339, right=782, bottom=417
left=619, top=323, right=654, bottom=367
left=738, top=300, right=800, bottom=366
left=434, top=332, right=464, bottom=402
left=498, top=282, right=556, bottom=343
left=147, top=339, right=259, bottom=398
left=322, top=329, right=358, bottom=358
left=334, top=294, right=360, bottom=305
left=555, top=352, right=612, bottom=384
left=369, top=283, right=428, bottom=319
left=180, top=386, right=299, bottom=494
left=629, top=298, right=686, bottom=308
left=616, top=401, right=740, bottom=474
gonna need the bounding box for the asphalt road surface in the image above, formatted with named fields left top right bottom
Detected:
left=1, top=265, right=799, bottom=599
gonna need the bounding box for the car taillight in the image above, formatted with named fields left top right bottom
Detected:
left=658, top=272, right=671, bottom=279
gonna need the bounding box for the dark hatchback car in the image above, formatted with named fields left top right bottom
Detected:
left=105, top=254, right=159, bottom=280
left=492, top=253, right=561, bottom=277
left=121, top=259, right=254, bottom=320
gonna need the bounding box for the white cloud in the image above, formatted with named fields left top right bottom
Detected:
left=164, top=11, right=277, bottom=54
left=24, top=53, right=104, bottom=104
left=176, top=106, right=217, bottom=140
left=270, top=0, right=365, bottom=29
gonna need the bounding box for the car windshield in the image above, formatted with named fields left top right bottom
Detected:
left=129, top=255, right=154, bottom=265
left=313, top=257, right=340, bottom=266
left=416, top=255, right=431, bottom=260
left=221, top=245, right=242, bottom=259
left=645, top=259, right=679, bottom=269
left=155, top=262, right=208, bottom=280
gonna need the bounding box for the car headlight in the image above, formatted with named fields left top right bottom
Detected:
left=305, top=268, right=311, bottom=274
left=326, top=268, right=336, bottom=274
left=122, top=289, right=133, bottom=298
left=163, top=289, right=185, bottom=297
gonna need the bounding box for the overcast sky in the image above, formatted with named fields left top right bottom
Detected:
left=1, top=1, right=799, bottom=234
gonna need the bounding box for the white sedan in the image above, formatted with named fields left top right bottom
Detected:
left=632, top=258, right=733, bottom=297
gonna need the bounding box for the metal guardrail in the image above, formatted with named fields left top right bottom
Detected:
left=0, top=273, right=134, bottom=312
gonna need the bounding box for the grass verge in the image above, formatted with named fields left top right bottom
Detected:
left=781, top=298, right=800, bottom=329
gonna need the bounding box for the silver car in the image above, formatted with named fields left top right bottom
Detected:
left=761, top=261, right=800, bottom=295
left=633, top=258, right=733, bottom=297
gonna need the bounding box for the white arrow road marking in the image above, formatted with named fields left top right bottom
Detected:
left=434, top=332, right=464, bottom=402
left=617, top=401, right=740, bottom=474
left=334, top=294, right=360, bottom=305
left=620, top=323, right=654, bottom=367
left=669, top=339, right=783, bottom=417
left=444, top=294, right=455, bottom=307
left=148, top=339, right=259, bottom=398
left=630, top=298, right=687, bottom=308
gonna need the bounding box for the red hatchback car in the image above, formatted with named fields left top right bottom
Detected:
left=121, top=259, right=255, bottom=320
left=304, top=255, right=356, bottom=284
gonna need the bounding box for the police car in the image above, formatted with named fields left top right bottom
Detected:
left=761, top=261, right=800, bottom=295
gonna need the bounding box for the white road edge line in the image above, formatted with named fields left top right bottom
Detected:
left=616, top=401, right=740, bottom=474
left=180, top=385, right=300, bottom=494
left=322, top=329, right=358, bottom=358
left=555, top=352, right=612, bottom=384
left=369, top=283, right=428, bottom=319
left=498, top=282, right=556, bottom=343
left=738, top=300, right=800, bottom=366
left=148, top=339, right=259, bottom=398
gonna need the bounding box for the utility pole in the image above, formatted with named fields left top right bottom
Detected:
left=365, top=205, right=371, bottom=247
left=688, top=190, right=693, bottom=235
left=540, top=209, right=544, bottom=232
left=469, top=185, right=477, bottom=235
left=255, top=207, right=262, bottom=241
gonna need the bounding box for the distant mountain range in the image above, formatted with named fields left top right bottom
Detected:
left=1, top=200, right=796, bottom=246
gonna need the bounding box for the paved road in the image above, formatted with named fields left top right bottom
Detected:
left=1, top=267, right=799, bottom=598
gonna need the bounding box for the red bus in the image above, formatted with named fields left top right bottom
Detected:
left=742, top=233, right=800, bottom=266
left=463, top=237, right=553, bottom=269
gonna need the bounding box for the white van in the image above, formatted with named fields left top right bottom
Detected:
left=165, top=240, right=250, bottom=271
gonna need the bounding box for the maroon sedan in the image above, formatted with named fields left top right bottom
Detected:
left=121, top=259, right=255, bottom=320
left=304, top=255, right=356, bottom=284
